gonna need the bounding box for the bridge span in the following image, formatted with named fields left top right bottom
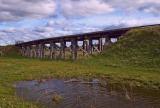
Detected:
left=16, top=24, right=160, bottom=60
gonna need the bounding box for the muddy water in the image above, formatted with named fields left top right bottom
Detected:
left=15, top=79, right=160, bottom=108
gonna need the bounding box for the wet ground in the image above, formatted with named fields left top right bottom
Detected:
left=15, top=79, right=160, bottom=108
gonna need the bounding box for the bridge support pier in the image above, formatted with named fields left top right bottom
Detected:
left=35, top=45, right=38, bottom=58
left=50, top=42, right=56, bottom=59
left=38, top=44, right=43, bottom=59
left=20, top=46, right=25, bottom=56
left=23, top=46, right=26, bottom=57
left=89, top=39, right=93, bottom=54
left=26, top=46, right=30, bottom=57
left=86, top=40, right=90, bottom=55
left=31, top=45, right=35, bottom=58
left=25, top=47, right=27, bottom=57
left=60, top=40, right=66, bottom=59
left=40, top=44, right=45, bottom=59
left=98, top=38, right=103, bottom=52
left=71, top=39, right=77, bottom=60
left=32, top=46, right=35, bottom=58
left=34, top=45, right=38, bottom=58
left=82, top=40, right=88, bottom=56
left=31, top=46, right=34, bottom=58
left=34, top=46, right=37, bottom=58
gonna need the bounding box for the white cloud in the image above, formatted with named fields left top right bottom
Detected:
left=102, top=0, right=160, bottom=15
left=0, top=0, right=159, bottom=22
left=61, top=0, right=114, bottom=17
left=138, top=0, right=160, bottom=4
left=0, top=0, right=56, bottom=22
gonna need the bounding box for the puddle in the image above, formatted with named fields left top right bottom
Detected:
left=15, top=79, right=160, bottom=108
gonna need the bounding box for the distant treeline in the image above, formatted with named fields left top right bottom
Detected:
left=0, top=45, right=20, bottom=57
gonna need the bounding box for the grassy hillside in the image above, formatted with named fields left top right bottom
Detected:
left=0, top=26, right=160, bottom=108
left=104, top=26, right=160, bottom=68
left=85, top=26, right=160, bottom=68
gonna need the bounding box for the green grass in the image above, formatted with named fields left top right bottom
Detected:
left=0, top=26, right=160, bottom=108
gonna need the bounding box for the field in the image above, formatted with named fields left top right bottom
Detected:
left=0, top=26, right=160, bottom=108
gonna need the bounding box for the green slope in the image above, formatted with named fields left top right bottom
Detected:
left=88, top=26, right=160, bottom=68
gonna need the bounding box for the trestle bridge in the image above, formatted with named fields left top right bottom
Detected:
left=16, top=24, right=160, bottom=60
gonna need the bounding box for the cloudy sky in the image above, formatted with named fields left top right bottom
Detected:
left=0, top=0, right=160, bottom=45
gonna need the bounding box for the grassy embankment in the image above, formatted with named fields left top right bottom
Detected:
left=0, top=26, right=160, bottom=108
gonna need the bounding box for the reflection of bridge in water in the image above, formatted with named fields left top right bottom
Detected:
left=16, top=24, right=160, bottom=60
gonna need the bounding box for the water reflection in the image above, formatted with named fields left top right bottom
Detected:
left=15, top=79, right=160, bottom=108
